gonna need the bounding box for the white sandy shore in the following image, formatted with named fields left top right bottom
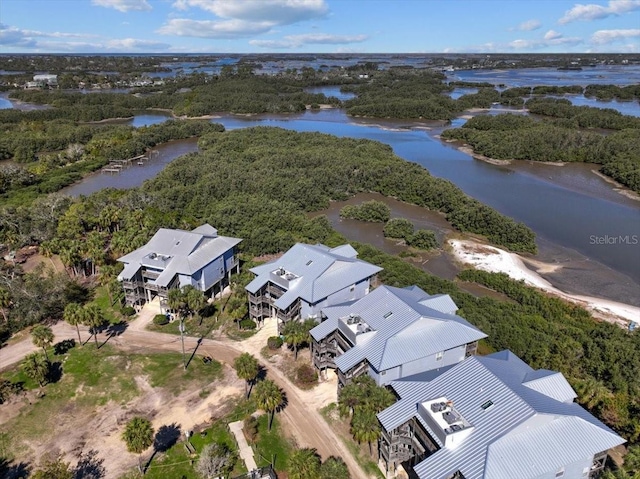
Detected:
left=449, top=239, right=640, bottom=327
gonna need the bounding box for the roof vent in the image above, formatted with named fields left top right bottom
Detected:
left=306, top=260, right=313, bottom=266
left=383, top=311, right=393, bottom=319
left=481, top=400, right=494, bottom=411
left=149, top=252, right=157, bottom=259
left=278, top=267, right=285, bottom=276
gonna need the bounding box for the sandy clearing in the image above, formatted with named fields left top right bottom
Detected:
left=449, top=239, right=639, bottom=327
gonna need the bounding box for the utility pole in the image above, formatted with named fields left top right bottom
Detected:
left=179, top=318, right=187, bottom=370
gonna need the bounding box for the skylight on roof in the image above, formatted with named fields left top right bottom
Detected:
left=306, top=260, right=313, bottom=266
left=481, top=400, right=494, bottom=411
left=383, top=311, right=393, bottom=319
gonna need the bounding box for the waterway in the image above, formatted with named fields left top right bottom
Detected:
left=59, top=108, right=640, bottom=304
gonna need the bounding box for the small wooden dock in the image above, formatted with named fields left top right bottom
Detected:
left=101, top=152, right=156, bottom=174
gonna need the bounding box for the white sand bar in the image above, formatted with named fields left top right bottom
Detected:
left=449, top=239, right=640, bottom=327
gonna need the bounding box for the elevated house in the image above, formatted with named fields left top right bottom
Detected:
left=117, top=224, right=241, bottom=311
left=245, top=243, right=381, bottom=329
left=309, top=285, right=486, bottom=388
left=377, top=351, right=625, bottom=479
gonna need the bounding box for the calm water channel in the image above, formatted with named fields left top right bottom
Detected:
left=17, top=67, right=640, bottom=303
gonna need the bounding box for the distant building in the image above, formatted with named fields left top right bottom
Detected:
left=245, top=243, right=381, bottom=329
left=117, top=224, right=241, bottom=311
left=310, top=285, right=486, bottom=388
left=377, top=350, right=625, bottom=479
left=33, top=74, right=58, bottom=86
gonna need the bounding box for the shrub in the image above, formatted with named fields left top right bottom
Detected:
left=339, top=200, right=391, bottom=222
left=267, top=336, right=283, bottom=349
left=153, top=314, right=169, bottom=326
left=407, top=229, right=438, bottom=250
left=243, top=416, right=259, bottom=443
left=383, top=217, right=414, bottom=239
left=239, top=318, right=257, bottom=330
left=296, top=364, right=318, bottom=385
left=122, top=306, right=136, bottom=317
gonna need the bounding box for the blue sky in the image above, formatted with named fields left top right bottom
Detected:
left=1, top=0, right=639, bottom=54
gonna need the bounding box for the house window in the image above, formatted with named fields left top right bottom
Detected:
left=436, top=351, right=444, bottom=361
left=555, top=468, right=565, bottom=478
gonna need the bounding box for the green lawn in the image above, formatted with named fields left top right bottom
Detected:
left=253, top=414, right=294, bottom=473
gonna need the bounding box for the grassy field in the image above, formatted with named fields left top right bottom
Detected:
left=253, top=414, right=294, bottom=474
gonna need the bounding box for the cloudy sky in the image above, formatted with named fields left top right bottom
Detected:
left=1, top=0, right=639, bottom=54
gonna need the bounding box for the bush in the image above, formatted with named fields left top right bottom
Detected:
left=407, top=229, right=438, bottom=250
left=296, top=364, right=318, bottom=385
left=122, top=306, right=136, bottom=317
left=340, top=200, right=391, bottom=223
left=267, top=336, right=283, bottom=349
left=383, top=217, right=414, bottom=239
left=239, top=318, right=257, bottom=330
left=243, top=416, right=259, bottom=443
left=153, top=314, right=169, bottom=326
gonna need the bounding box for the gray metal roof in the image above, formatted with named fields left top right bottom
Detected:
left=378, top=352, right=625, bottom=479
left=312, top=285, right=485, bottom=372
left=117, top=224, right=241, bottom=287
left=245, top=243, right=382, bottom=309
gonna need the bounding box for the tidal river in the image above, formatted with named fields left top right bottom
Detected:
left=60, top=107, right=640, bottom=305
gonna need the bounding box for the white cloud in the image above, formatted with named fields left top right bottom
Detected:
left=91, top=0, right=152, bottom=12
left=172, top=0, right=328, bottom=24
left=157, top=18, right=273, bottom=38
left=106, top=38, right=171, bottom=50
left=517, top=19, right=542, bottom=31
left=544, top=29, right=563, bottom=40
left=0, top=23, right=169, bottom=52
left=250, top=32, right=367, bottom=49
left=591, top=28, right=640, bottom=43
left=163, top=0, right=328, bottom=39
left=559, top=0, right=640, bottom=24
left=0, top=24, right=98, bottom=49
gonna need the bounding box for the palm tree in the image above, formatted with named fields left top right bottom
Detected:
left=21, top=352, right=50, bottom=387
left=167, top=287, right=187, bottom=319
left=63, top=302, right=84, bottom=344
left=83, top=303, right=105, bottom=346
left=254, top=379, right=284, bottom=431
left=185, top=285, right=205, bottom=319
left=319, top=456, right=350, bottom=479
left=233, top=353, right=259, bottom=398
left=31, top=324, right=54, bottom=361
left=350, top=409, right=381, bottom=456
left=288, top=448, right=321, bottom=479
left=0, top=288, right=11, bottom=324
left=122, top=417, right=154, bottom=474
left=367, top=384, right=395, bottom=413
left=281, top=320, right=307, bottom=360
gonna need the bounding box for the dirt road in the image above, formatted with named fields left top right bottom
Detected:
left=0, top=315, right=372, bottom=479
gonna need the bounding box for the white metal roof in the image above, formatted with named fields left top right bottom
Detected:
left=245, top=243, right=382, bottom=309
left=117, top=224, right=241, bottom=287
left=378, top=352, right=625, bottom=479
left=313, top=285, right=485, bottom=372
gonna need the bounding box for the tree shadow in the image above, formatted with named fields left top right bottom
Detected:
left=144, top=424, right=181, bottom=473
left=99, top=321, right=128, bottom=349
left=47, top=361, right=64, bottom=384
left=54, top=338, right=76, bottom=355
left=74, top=449, right=105, bottom=479
left=200, top=304, right=216, bottom=318
left=0, top=457, right=30, bottom=479
left=154, top=423, right=181, bottom=452
left=276, top=390, right=289, bottom=414
left=247, top=366, right=268, bottom=399
left=186, top=336, right=204, bottom=369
